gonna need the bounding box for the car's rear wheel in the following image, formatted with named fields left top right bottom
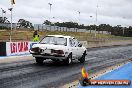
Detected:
left=35, top=57, right=44, bottom=64
left=64, top=53, right=72, bottom=65
left=79, top=51, right=86, bottom=63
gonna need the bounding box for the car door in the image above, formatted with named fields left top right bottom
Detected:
left=76, top=40, right=84, bottom=57
left=69, top=38, right=78, bottom=59
left=73, top=39, right=80, bottom=57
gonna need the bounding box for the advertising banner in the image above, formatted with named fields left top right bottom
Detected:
left=6, top=42, right=38, bottom=56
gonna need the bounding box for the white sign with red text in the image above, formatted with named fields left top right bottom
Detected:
left=6, top=42, right=38, bottom=56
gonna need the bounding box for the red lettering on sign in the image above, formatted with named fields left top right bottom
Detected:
left=18, top=42, right=21, bottom=52
left=10, top=43, right=17, bottom=53
left=21, top=42, right=24, bottom=52
left=18, top=42, right=23, bottom=52
left=24, top=42, right=28, bottom=51
left=10, top=42, right=29, bottom=54
left=18, top=42, right=29, bottom=52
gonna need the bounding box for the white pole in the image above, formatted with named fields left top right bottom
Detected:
left=95, top=0, right=99, bottom=37
left=11, top=8, right=13, bottom=36
left=123, top=27, right=124, bottom=35
left=122, top=17, right=126, bottom=36
left=95, top=5, right=98, bottom=37
left=90, top=16, right=93, bottom=33
left=48, top=3, right=52, bottom=31
left=78, top=11, right=80, bottom=32
left=53, top=17, right=55, bottom=30
left=78, top=11, right=80, bottom=24
left=9, top=8, right=13, bottom=42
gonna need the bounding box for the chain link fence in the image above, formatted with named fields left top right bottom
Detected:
left=0, top=23, right=110, bottom=34
left=0, top=23, right=17, bottom=29
left=34, top=24, right=110, bottom=34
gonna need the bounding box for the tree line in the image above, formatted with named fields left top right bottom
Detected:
left=0, top=17, right=132, bottom=37
left=0, top=17, right=33, bottom=29
left=43, top=20, right=132, bottom=37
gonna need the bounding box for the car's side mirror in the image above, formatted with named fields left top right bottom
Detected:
left=78, top=43, right=82, bottom=47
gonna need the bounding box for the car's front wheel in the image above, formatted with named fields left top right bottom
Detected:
left=79, top=51, right=86, bottom=63
left=35, top=57, right=44, bottom=64
left=64, top=53, right=72, bottom=65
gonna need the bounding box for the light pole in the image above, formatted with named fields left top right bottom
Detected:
left=48, top=3, right=52, bottom=31
left=89, top=16, right=93, bottom=33
left=8, top=0, right=15, bottom=42
left=95, top=4, right=98, bottom=37
left=77, top=11, right=80, bottom=32
left=52, top=17, right=56, bottom=30
left=122, top=27, right=125, bottom=36
left=78, top=11, right=80, bottom=24
left=8, top=8, right=13, bottom=42
left=122, top=17, right=127, bottom=36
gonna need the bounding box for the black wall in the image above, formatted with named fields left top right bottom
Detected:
left=0, top=42, right=6, bottom=56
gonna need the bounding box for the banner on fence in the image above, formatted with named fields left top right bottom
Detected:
left=6, top=42, right=38, bottom=56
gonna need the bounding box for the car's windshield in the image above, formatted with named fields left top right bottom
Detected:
left=40, top=36, right=67, bottom=46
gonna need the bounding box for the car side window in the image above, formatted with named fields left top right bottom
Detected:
left=69, top=38, right=75, bottom=47
left=77, top=41, right=82, bottom=47
left=73, top=39, right=78, bottom=47
left=74, top=39, right=82, bottom=47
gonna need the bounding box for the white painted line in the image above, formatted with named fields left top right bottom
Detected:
left=0, top=54, right=32, bottom=60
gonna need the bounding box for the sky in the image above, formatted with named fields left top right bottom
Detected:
left=0, top=0, right=132, bottom=27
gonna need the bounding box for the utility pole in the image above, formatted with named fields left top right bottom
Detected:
left=77, top=11, right=80, bottom=32
left=52, top=17, right=55, bottom=30
left=95, top=4, right=98, bottom=37
left=122, top=17, right=126, bottom=36
left=123, top=27, right=125, bottom=35
left=90, top=16, right=93, bottom=33
left=8, top=0, right=15, bottom=42
left=8, top=8, right=13, bottom=42
left=78, top=11, right=80, bottom=24
left=48, top=3, right=52, bottom=31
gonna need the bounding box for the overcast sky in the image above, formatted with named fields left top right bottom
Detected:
left=0, top=0, right=132, bottom=26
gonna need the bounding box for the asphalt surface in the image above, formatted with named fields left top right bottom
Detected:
left=0, top=45, right=132, bottom=88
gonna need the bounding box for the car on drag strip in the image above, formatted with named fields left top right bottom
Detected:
left=29, top=35, right=87, bottom=65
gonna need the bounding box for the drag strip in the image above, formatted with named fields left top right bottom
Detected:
left=0, top=45, right=132, bottom=88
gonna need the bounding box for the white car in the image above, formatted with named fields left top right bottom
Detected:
left=30, top=35, right=87, bottom=65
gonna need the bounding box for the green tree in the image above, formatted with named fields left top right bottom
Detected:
left=0, top=17, right=10, bottom=23
left=18, top=19, right=33, bottom=28
left=43, top=20, right=51, bottom=25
